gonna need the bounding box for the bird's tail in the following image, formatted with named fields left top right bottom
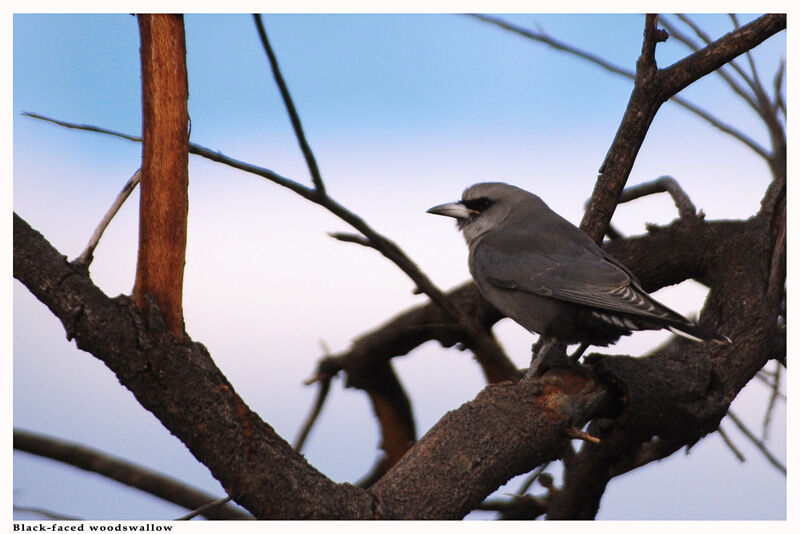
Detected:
left=665, top=320, right=731, bottom=344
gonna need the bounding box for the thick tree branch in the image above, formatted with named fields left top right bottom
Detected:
left=370, top=368, right=611, bottom=519
left=655, top=14, right=785, bottom=100
left=20, top=110, right=519, bottom=483
left=661, top=15, right=761, bottom=112
left=10, top=213, right=612, bottom=519
left=133, top=15, right=190, bottom=337
left=583, top=14, right=784, bottom=244
left=13, top=213, right=373, bottom=519
left=469, top=14, right=784, bottom=240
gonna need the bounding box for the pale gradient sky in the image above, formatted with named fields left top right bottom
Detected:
left=12, top=13, right=786, bottom=520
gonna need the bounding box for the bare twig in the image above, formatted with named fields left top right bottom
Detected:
left=755, top=368, right=785, bottom=399
left=294, top=374, right=333, bottom=452
left=13, top=505, right=82, bottom=521
left=175, top=496, right=237, bottom=521
left=476, top=494, right=547, bottom=519
left=617, top=175, right=697, bottom=219
left=252, top=14, right=325, bottom=196
left=716, top=425, right=747, bottom=463
left=725, top=411, right=786, bottom=474
left=467, top=15, right=774, bottom=161
left=609, top=436, right=685, bottom=478
left=565, top=426, right=601, bottom=444
left=761, top=363, right=783, bottom=441
left=328, top=231, right=375, bottom=249
left=250, top=12, right=515, bottom=474
left=75, top=168, right=141, bottom=265
left=22, top=111, right=141, bottom=142
left=668, top=95, right=769, bottom=159
left=773, top=60, right=786, bottom=116
left=134, top=14, right=190, bottom=338
left=466, top=14, right=633, bottom=79
left=515, top=462, right=551, bottom=495
left=729, top=13, right=770, bottom=107
left=639, top=14, right=663, bottom=71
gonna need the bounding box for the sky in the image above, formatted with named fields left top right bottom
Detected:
left=11, top=12, right=787, bottom=522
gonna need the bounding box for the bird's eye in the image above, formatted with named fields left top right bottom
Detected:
left=463, top=197, right=492, bottom=212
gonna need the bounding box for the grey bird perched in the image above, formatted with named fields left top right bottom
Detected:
left=428, top=182, right=730, bottom=370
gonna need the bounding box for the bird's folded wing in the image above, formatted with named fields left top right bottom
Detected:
left=473, top=241, right=679, bottom=322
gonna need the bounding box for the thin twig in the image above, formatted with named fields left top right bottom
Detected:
left=328, top=231, right=375, bottom=249
left=565, top=426, right=601, bottom=444
left=75, top=168, right=141, bottom=265
left=467, top=14, right=632, bottom=79
left=175, top=496, right=236, bottom=520
left=639, top=14, right=663, bottom=72
left=729, top=13, right=770, bottom=107
left=668, top=94, right=769, bottom=159
left=773, top=60, right=786, bottom=117
left=726, top=411, right=786, bottom=474
left=23, top=111, right=141, bottom=142
left=467, top=15, right=772, bottom=162
left=761, top=362, right=782, bottom=441
left=13, top=505, right=82, bottom=520
left=609, top=436, right=685, bottom=478
left=252, top=14, right=325, bottom=196
left=516, top=463, right=550, bottom=495
left=755, top=369, right=785, bottom=401
left=293, top=375, right=332, bottom=452
left=476, top=495, right=547, bottom=519
left=716, top=425, right=746, bottom=463
left=617, top=175, right=697, bottom=219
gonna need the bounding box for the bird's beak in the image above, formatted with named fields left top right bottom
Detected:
left=426, top=201, right=474, bottom=220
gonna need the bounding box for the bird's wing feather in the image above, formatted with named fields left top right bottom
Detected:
left=472, top=228, right=682, bottom=322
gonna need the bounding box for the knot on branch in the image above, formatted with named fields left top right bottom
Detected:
left=587, top=351, right=727, bottom=441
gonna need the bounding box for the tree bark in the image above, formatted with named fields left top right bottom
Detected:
left=133, top=14, right=190, bottom=337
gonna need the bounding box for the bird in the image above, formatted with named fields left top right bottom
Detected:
left=427, top=182, right=730, bottom=370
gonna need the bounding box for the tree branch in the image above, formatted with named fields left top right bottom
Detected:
left=10, top=213, right=608, bottom=519
left=252, top=14, right=325, bottom=196
left=468, top=14, right=779, bottom=172
left=75, top=169, right=141, bottom=266
left=582, top=14, right=784, bottom=244
left=725, top=411, right=786, bottom=474
left=14, top=429, right=252, bottom=520
left=13, top=213, right=373, bottom=519
left=133, top=14, right=190, bottom=337
left=617, top=175, right=697, bottom=219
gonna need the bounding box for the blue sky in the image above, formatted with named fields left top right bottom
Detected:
left=12, top=13, right=786, bottom=520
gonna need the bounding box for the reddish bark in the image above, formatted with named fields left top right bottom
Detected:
left=133, top=14, right=190, bottom=337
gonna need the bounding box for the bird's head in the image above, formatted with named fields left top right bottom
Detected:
left=427, top=182, right=534, bottom=244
